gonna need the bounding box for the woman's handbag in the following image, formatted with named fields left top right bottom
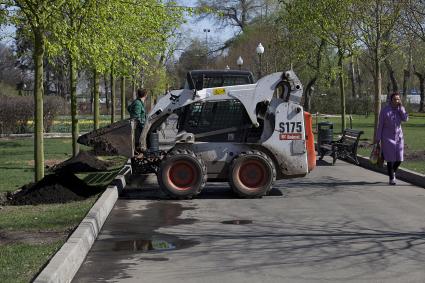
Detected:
left=370, top=143, right=380, bottom=165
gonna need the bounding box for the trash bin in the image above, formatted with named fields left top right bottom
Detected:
left=317, top=121, right=333, bottom=150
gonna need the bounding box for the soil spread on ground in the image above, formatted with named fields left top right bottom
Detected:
left=51, top=150, right=113, bottom=173
left=404, top=150, right=425, bottom=161
left=5, top=151, right=113, bottom=206
left=0, top=230, right=67, bottom=245
left=358, top=142, right=424, bottom=161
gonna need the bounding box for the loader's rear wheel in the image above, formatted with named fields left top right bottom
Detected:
left=229, top=151, right=276, bottom=198
left=158, top=149, right=207, bottom=199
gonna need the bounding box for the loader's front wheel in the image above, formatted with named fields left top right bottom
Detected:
left=229, top=151, right=276, bottom=198
left=158, top=149, right=207, bottom=199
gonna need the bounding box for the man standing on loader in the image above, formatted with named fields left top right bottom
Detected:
left=128, top=89, right=147, bottom=151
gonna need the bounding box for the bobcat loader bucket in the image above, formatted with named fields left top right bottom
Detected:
left=77, top=119, right=136, bottom=158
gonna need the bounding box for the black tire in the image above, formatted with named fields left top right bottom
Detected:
left=229, top=150, right=276, bottom=198
left=157, top=149, right=207, bottom=199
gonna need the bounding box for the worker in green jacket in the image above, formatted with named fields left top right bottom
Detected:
left=127, top=88, right=147, bottom=150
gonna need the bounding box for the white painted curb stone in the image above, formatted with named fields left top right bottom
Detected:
left=34, top=165, right=131, bottom=283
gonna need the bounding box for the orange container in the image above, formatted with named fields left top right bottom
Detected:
left=304, top=111, right=316, bottom=172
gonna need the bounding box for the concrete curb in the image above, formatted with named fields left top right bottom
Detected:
left=355, top=155, right=425, bottom=188
left=34, top=165, right=132, bottom=283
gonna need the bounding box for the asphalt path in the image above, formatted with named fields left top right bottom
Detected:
left=73, top=157, right=425, bottom=283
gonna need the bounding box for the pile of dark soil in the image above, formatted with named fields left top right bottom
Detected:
left=404, top=150, right=425, bottom=161
left=358, top=141, right=373, bottom=149
left=51, top=150, right=113, bottom=173
left=5, top=151, right=116, bottom=206
left=6, top=173, right=104, bottom=206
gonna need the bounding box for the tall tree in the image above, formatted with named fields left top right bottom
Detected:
left=355, top=0, right=405, bottom=139
left=404, top=0, right=425, bottom=111
left=279, top=2, right=328, bottom=112
left=7, top=0, right=66, bottom=181
left=283, top=0, right=357, bottom=131
left=196, top=0, right=264, bottom=32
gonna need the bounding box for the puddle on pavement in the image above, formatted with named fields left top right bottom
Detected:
left=139, top=257, right=169, bottom=261
left=221, top=220, right=253, bottom=225
left=114, top=239, right=176, bottom=252
left=110, top=236, right=200, bottom=253
left=74, top=201, right=199, bottom=282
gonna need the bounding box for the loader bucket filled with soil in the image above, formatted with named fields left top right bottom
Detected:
left=77, top=119, right=136, bottom=157
left=5, top=151, right=128, bottom=206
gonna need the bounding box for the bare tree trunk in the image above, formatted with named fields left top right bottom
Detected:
left=384, top=59, right=398, bottom=93
left=103, top=73, right=109, bottom=111
left=373, top=59, right=382, bottom=143
left=355, top=56, right=362, bottom=96
left=44, top=59, right=50, bottom=96
left=402, top=47, right=412, bottom=98
left=132, top=80, right=136, bottom=100
left=110, top=64, right=116, bottom=124
left=120, top=76, right=126, bottom=120
left=69, top=55, right=79, bottom=157
left=303, top=77, right=317, bottom=112
left=349, top=56, right=356, bottom=97
left=386, top=82, right=391, bottom=99
left=93, top=70, right=100, bottom=130
left=90, top=86, right=93, bottom=115
left=303, top=39, right=325, bottom=112
left=414, top=70, right=425, bottom=112
left=338, top=50, right=346, bottom=132
left=402, top=69, right=411, bottom=97
left=34, top=29, right=45, bottom=181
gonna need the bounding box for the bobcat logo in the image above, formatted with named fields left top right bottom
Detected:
left=170, top=93, right=180, bottom=104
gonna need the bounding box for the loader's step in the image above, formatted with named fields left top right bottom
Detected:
left=73, top=156, right=129, bottom=187
left=75, top=168, right=123, bottom=187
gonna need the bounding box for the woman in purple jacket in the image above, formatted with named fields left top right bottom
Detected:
left=375, top=92, right=409, bottom=185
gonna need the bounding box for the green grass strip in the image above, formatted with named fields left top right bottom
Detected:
left=0, top=241, right=64, bottom=283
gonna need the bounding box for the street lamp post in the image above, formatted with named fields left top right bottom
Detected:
left=256, top=43, right=265, bottom=79
left=203, top=28, right=210, bottom=68
left=236, top=56, right=244, bottom=70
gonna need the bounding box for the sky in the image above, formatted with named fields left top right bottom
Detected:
left=177, top=0, right=236, bottom=48
left=0, top=24, right=15, bottom=46
left=0, top=1, right=237, bottom=50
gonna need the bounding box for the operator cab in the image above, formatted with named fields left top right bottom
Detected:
left=178, top=69, right=262, bottom=143
left=184, top=70, right=254, bottom=90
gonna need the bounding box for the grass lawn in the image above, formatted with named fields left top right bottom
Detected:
left=314, top=113, right=425, bottom=174
left=0, top=138, right=74, bottom=193
left=0, top=242, right=64, bottom=282
left=0, top=138, right=97, bottom=282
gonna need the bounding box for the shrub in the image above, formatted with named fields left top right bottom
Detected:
left=44, top=96, right=66, bottom=132
left=0, top=95, right=66, bottom=134
left=310, top=94, right=385, bottom=115
left=0, top=96, right=32, bottom=134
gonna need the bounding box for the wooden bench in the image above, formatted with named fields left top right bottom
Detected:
left=319, top=128, right=364, bottom=165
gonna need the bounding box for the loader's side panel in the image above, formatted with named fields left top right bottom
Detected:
left=262, top=102, right=309, bottom=178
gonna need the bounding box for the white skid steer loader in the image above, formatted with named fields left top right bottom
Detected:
left=78, top=70, right=316, bottom=199
left=134, top=70, right=316, bottom=198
